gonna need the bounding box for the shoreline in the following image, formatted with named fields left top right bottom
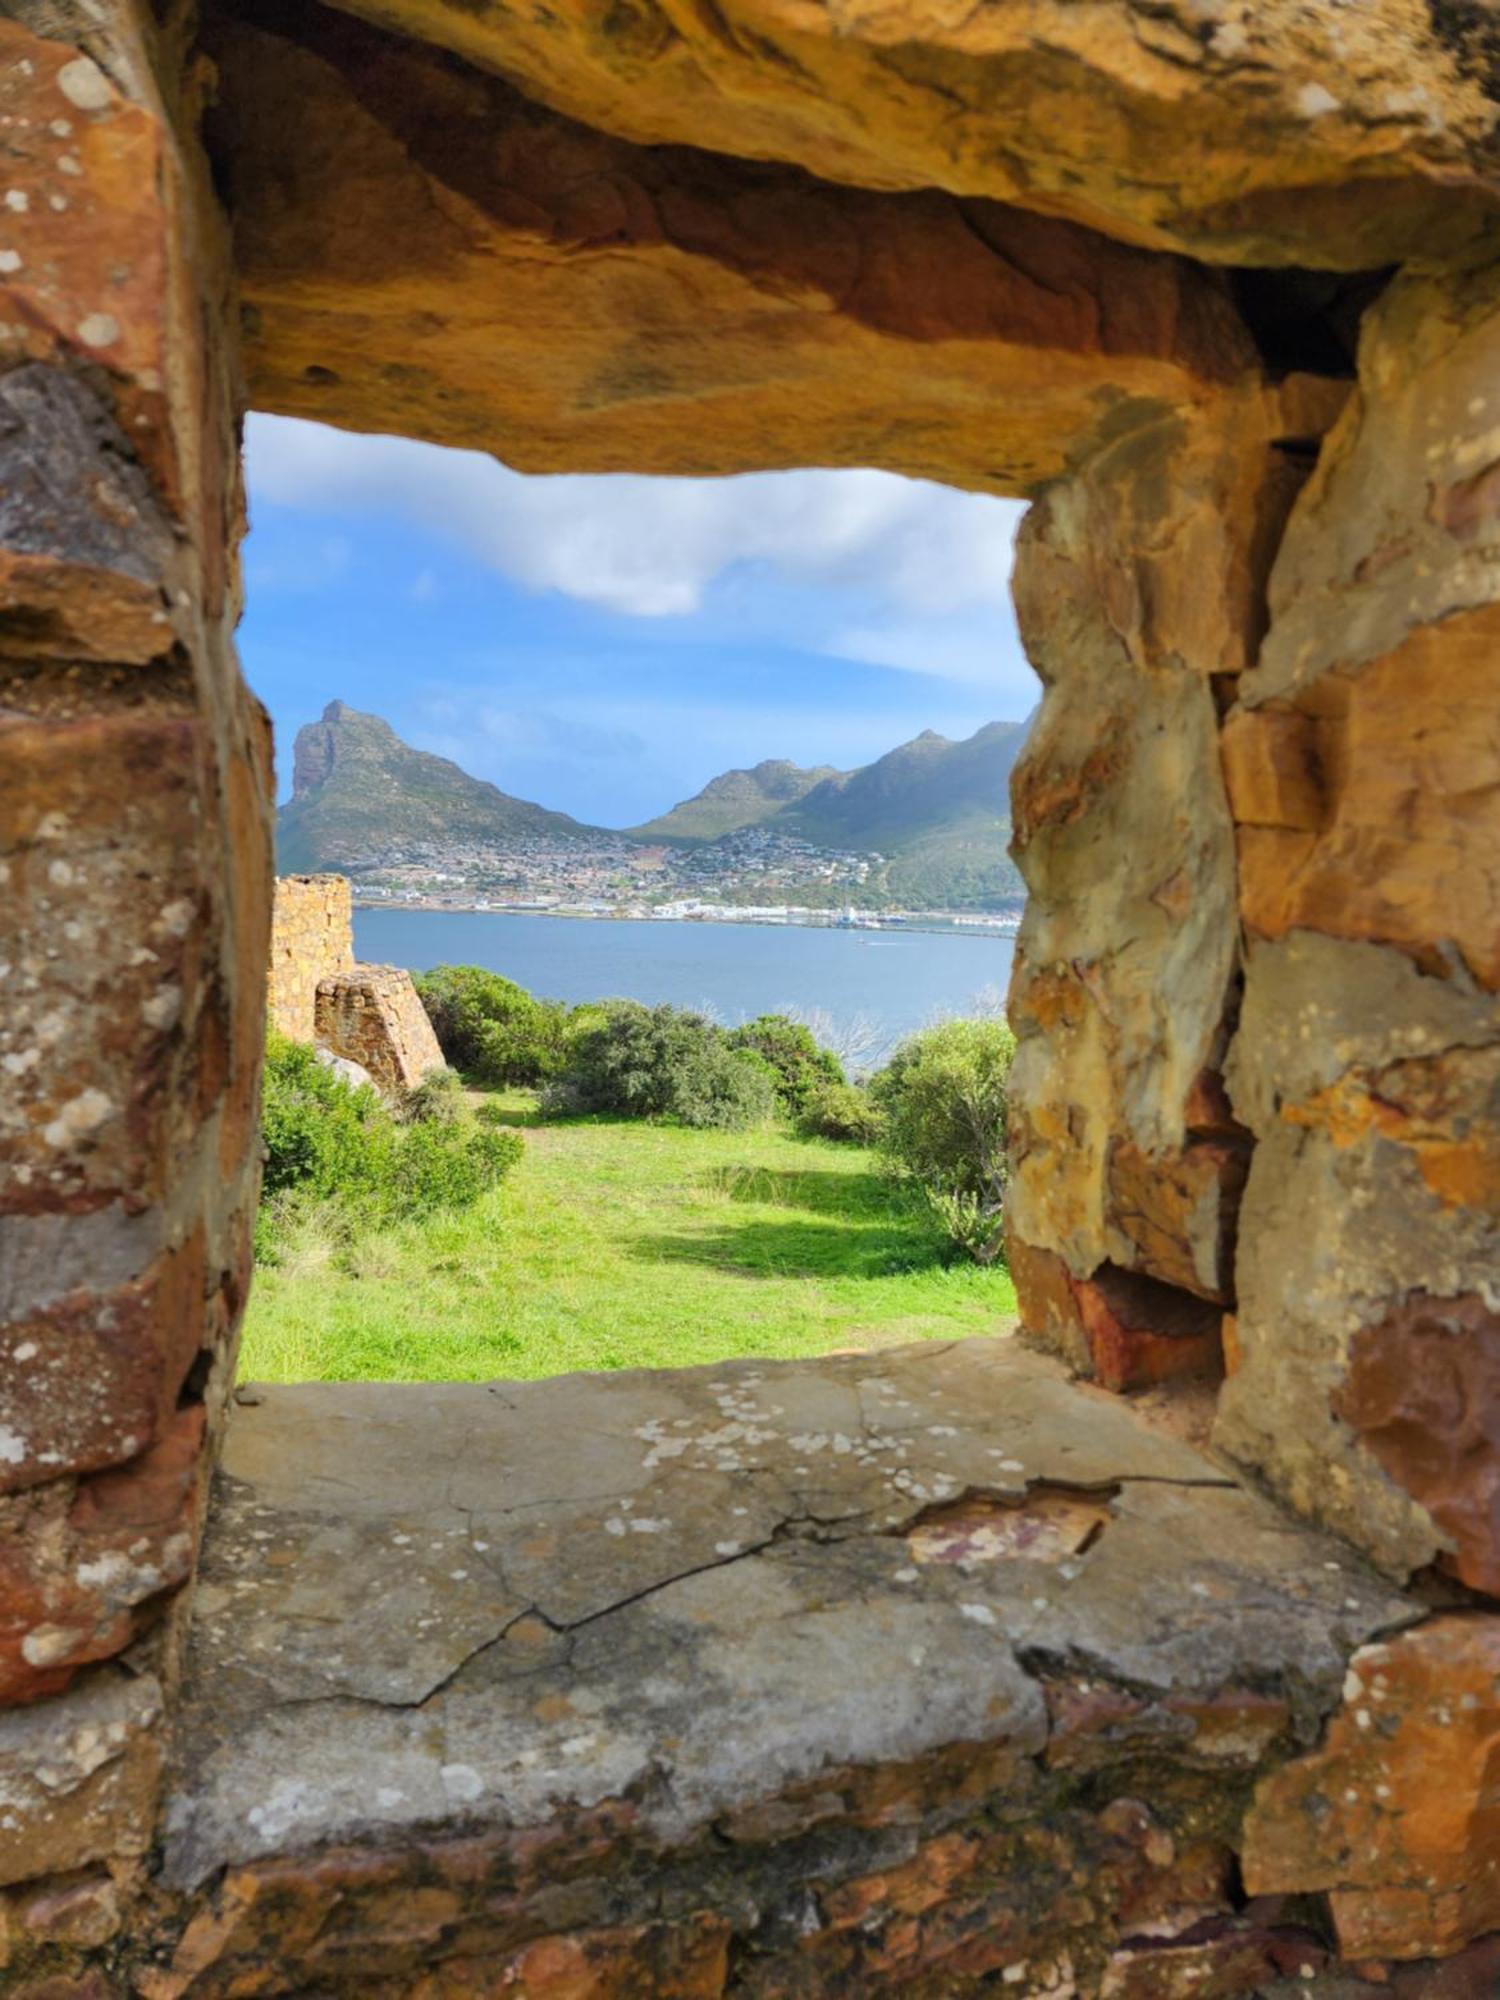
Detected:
left=352, top=903, right=1022, bottom=942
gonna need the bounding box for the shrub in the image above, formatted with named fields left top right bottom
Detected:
left=542, top=1001, right=776, bottom=1131
left=384, top=1120, right=524, bottom=1215
left=401, top=1066, right=469, bottom=1125
left=259, top=1032, right=522, bottom=1249
left=799, top=1078, right=886, bottom=1146
left=261, top=1033, right=387, bottom=1204
left=726, top=1013, right=844, bottom=1114
left=870, top=1017, right=1016, bottom=1263
left=414, top=965, right=569, bottom=1086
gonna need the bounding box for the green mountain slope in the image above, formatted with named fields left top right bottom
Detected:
left=631, top=758, right=844, bottom=842
left=274, top=702, right=1029, bottom=908
left=776, top=721, right=1028, bottom=905
left=276, top=701, right=598, bottom=871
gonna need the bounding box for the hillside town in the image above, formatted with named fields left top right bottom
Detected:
left=344, top=821, right=892, bottom=917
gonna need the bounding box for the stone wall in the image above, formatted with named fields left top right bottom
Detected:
left=1213, top=254, right=1500, bottom=1594
left=265, top=873, right=353, bottom=1042
left=3, top=0, right=1499, bottom=1988
left=315, top=964, right=445, bottom=1095
left=0, top=0, right=266, bottom=1927
left=267, top=876, right=442, bottom=1093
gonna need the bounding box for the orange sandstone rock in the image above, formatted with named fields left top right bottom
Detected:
left=289, top=0, right=1500, bottom=268
left=1226, top=604, right=1500, bottom=990
left=204, top=0, right=1261, bottom=494
left=1242, top=1616, right=1500, bottom=1961
left=0, top=1410, right=204, bottom=1705
left=1337, top=1294, right=1500, bottom=1599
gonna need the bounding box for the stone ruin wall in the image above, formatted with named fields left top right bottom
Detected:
left=267, top=873, right=443, bottom=1092
left=0, top=0, right=1497, bottom=1989
left=264, top=872, right=354, bottom=1044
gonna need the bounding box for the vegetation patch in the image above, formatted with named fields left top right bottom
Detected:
left=540, top=1000, right=777, bottom=1130
left=246, top=976, right=1018, bottom=1382
left=242, top=1092, right=1015, bottom=1382
left=257, top=1032, right=523, bottom=1259
left=873, top=1017, right=1016, bottom=1264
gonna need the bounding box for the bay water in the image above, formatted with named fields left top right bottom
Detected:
left=354, top=910, right=1015, bottom=1064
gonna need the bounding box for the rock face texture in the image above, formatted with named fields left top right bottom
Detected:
left=203, top=0, right=1262, bottom=490
left=307, top=0, right=1500, bottom=268
left=0, top=0, right=269, bottom=1935
left=1213, top=259, right=1500, bottom=1588
left=5, top=0, right=1500, bottom=1988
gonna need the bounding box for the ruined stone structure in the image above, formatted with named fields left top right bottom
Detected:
left=2, top=0, right=1499, bottom=1991
left=313, top=965, right=445, bottom=1096
left=265, top=873, right=354, bottom=1045
left=267, top=873, right=443, bottom=1092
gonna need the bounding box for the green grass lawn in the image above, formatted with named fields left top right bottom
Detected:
left=239, top=1094, right=1017, bottom=1382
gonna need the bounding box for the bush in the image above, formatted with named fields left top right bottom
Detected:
left=541, top=1001, right=776, bottom=1131
left=414, top=965, right=569, bottom=1086
left=261, top=1033, right=387, bottom=1204
left=799, top=1078, right=886, bottom=1146
left=384, top=1120, right=524, bottom=1215
left=259, top=1032, right=522, bottom=1250
left=726, top=1013, right=844, bottom=1114
left=401, top=1066, right=468, bottom=1124
left=870, top=1018, right=1016, bottom=1263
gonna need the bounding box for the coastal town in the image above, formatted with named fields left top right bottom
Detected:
left=345, top=825, right=1021, bottom=929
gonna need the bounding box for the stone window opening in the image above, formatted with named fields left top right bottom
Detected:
left=3, top=0, right=1499, bottom=1990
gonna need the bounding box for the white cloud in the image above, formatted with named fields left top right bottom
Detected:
left=826, top=615, right=1017, bottom=689
left=245, top=414, right=1024, bottom=625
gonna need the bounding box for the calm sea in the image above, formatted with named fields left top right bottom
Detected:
left=354, top=910, right=1015, bottom=1062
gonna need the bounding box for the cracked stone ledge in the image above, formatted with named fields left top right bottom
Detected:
left=160, top=1338, right=1418, bottom=1891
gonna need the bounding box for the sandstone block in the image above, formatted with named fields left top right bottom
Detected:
left=1242, top=1616, right=1500, bottom=1961
left=0, top=22, right=172, bottom=492
left=1216, top=933, right=1500, bottom=1584
left=206, top=2, right=1261, bottom=496
left=1335, top=1292, right=1500, bottom=1599
left=1070, top=1268, right=1224, bottom=1395
left=0, top=711, right=211, bottom=1216
left=0, top=1232, right=205, bottom=1496
left=485, top=1917, right=731, bottom=1998
left=1004, top=402, right=1267, bottom=1286
left=1227, top=604, right=1500, bottom=990
left=1006, top=1237, right=1092, bottom=1377
left=0, top=1668, right=163, bottom=1888
left=0, top=1409, right=203, bottom=1705
left=0, top=366, right=174, bottom=664
left=293, top=0, right=1500, bottom=267
left=1011, top=1240, right=1224, bottom=1394
left=15, top=1869, right=127, bottom=1949
left=1105, top=1139, right=1248, bottom=1304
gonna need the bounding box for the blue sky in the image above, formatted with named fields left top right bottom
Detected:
left=240, top=415, right=1036, bottom=829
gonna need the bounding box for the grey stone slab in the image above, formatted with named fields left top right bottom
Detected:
left=163, top=1339, right=1418, bottom=1890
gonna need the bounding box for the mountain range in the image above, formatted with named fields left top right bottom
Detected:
left=277, top=702, right=1028, bottom=907
left=277, top=702, right=594, bottom=871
